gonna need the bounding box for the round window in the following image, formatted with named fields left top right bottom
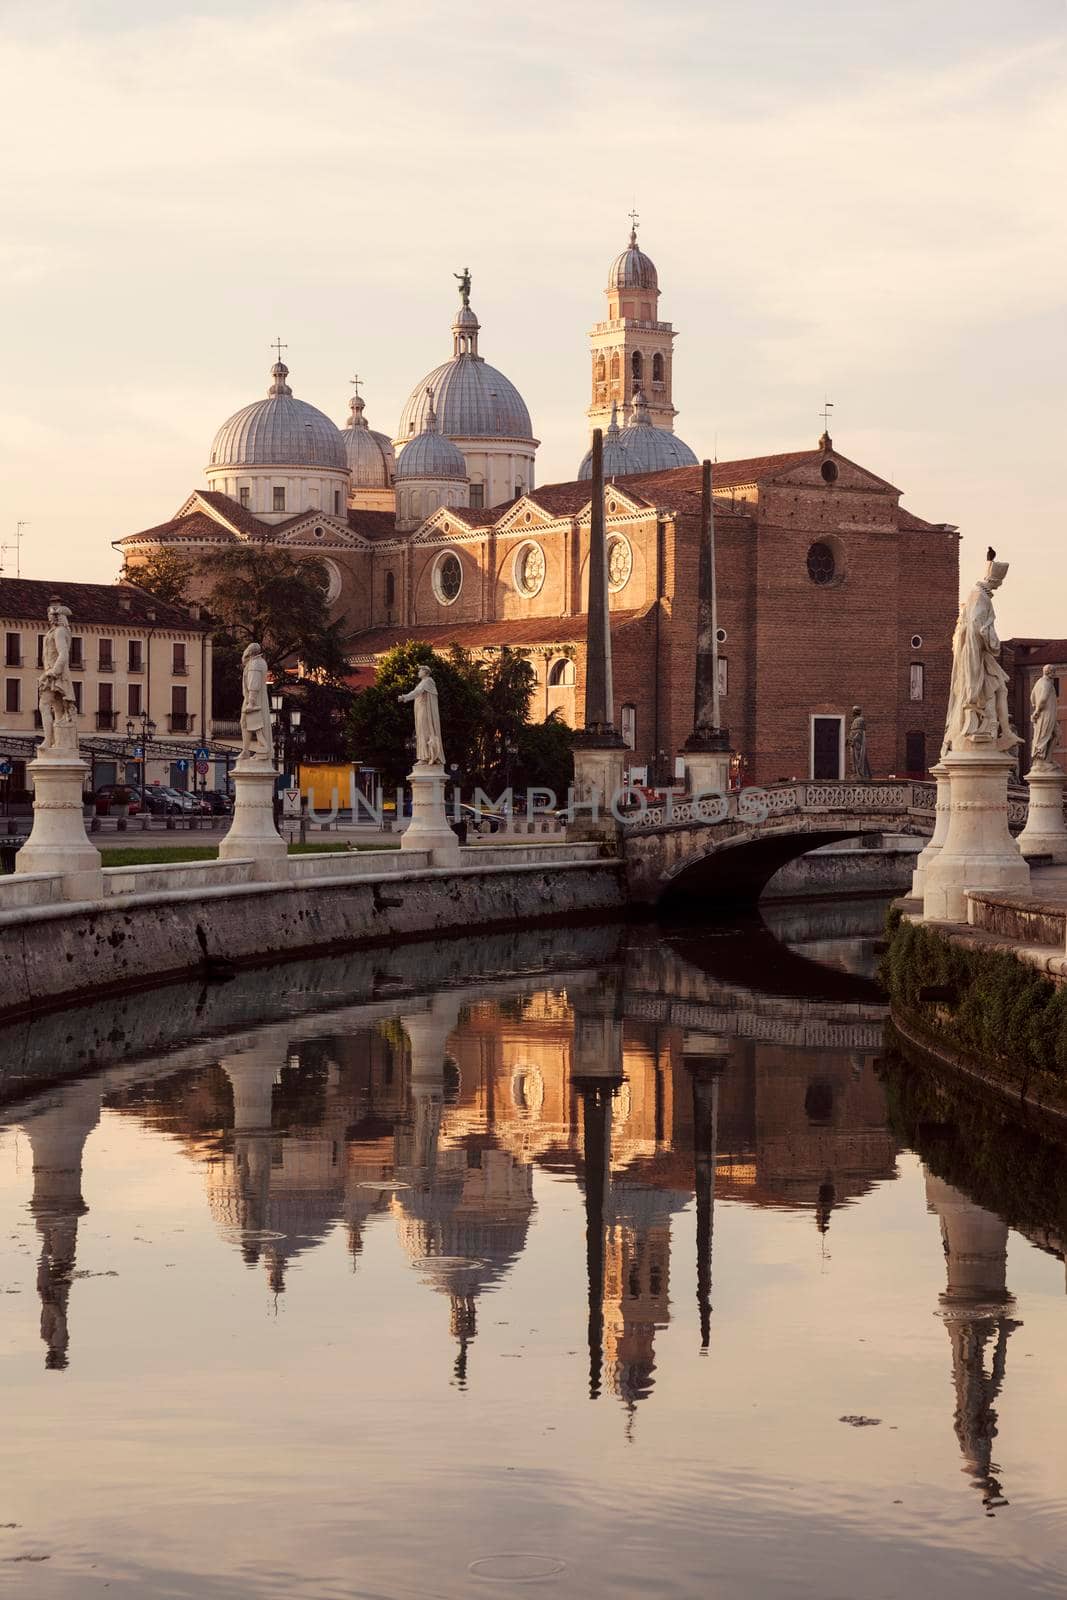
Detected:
left=606, top=534, right=632, bottom=592
left=716, top=627, right=727, bottom=644
left=433, top=552, right=463, bottom=605
left=806, top=541, right=836, bottom=586
left=911, top=634, right=923, bottom=650
left=821, top=460, right=839, bottom=484
left=314, top=526, right=324, bottom=538
left=514, top=541, right=546, bottom=598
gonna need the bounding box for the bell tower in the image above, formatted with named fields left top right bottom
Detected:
left=588, top=217, right=677, bottom=438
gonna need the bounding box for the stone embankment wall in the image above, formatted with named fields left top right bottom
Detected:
left=0, top=849, right=625, bottom=1022
left=761, top=842, right=920, bottom=900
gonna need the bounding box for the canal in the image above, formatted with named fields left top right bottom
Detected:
left=2, top=899, right=1066, bottom=1597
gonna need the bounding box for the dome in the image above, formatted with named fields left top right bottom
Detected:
left=340, top=389, right=395, bottom=488
left=395, top=392, right=468, bottom=482
left=210, top=361, right=346, bottom=471
left=397, top=301, right=533, bottom=443
left=578, top=388, right=697, bottom=479
left=608, top=227, right=658, bottom=293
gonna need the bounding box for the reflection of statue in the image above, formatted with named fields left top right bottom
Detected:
left=398, top=665, right=445, bottom=768
left=942, top=553, right=1021, bottom=754
left=453, top=266, right=471, bottom=307
left=38, top=600, right=79, bottom=752
left=1030, top=665, right=1059, bottom=768
left=848, top=706, right=872, bottom=780
left=239, top=642, right=273, bottom=762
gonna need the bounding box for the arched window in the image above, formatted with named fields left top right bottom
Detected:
left=385, top=571, right=396, bottom=607
left=548, top=657, right=575, bottom=687
left=631, top=351, right=643, bottom=382
left=609, top=353, right=620, bottom=382
left=652, top=352, right=664, bottom=384
left=595, top=355, right=606, bottom=383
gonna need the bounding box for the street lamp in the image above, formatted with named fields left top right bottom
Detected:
left=125, top=712, right=157, bottom=827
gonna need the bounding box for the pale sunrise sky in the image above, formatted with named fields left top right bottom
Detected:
left=0, top=0, right=1064, bottom=634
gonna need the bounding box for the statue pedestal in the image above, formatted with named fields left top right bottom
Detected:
left=570, top=736, right=626, bottom=842
left=1017, top=764, right=1067, bottom=862
left=16, top=752, right=102, bottom=900
left=402, top=765, right=460, bottom=866
left=218, top=759, right=287, bottom=880
left=922, top=747, right=1030, bottom=923
left=681, top=729, right=732, bottom=799
left=910, top=760, right=951, bottom=898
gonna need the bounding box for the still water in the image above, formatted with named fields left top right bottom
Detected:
left=2, top=902, right=1067, bottom=1598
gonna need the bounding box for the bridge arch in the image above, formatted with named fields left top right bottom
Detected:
left=657, top=823, right=892, bottom=907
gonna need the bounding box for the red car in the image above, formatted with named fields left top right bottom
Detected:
left=93, top=785, right=143, bottom=816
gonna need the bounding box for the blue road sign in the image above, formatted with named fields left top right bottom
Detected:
left=0, top=759, right=12, bottom=777
left=133, top=745, right=144, bottom=759
left=194, top=746, right=210, bottom=762
left=174, top=758, right=189, bottom=773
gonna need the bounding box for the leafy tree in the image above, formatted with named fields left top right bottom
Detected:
left=479, top=648, right=537, bottom=788
left=514, top=712, right=575, bottom=801
left=196, top=546, right=350, bottom=680
left=119, top=549, right=193, bottom=606
left=349, top=641, right=486, bottom=790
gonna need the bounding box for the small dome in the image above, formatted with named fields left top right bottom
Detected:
left=340, top=389, right=396, bottom=488
left=579, top=389, right=697, bottom=478
left=608, top=227, right=658, bottom=293
left=210, top=361, right=346, bottom=471
left=395, top=391, right=468, bottom=482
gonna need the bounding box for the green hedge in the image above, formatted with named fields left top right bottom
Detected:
left=881, top=914, right=1067, bottom=1081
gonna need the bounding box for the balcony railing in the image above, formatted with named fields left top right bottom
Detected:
left=4, top=655, right=23, bottom=669
left=96, top=711, right=118, bottom=731
left=97, top=659, right=114, bottom=672
left=171, top=664, right=189, bottom=675
left=210, top=719, right=241, bottom=740
left=168, top=713, right=193, bottom=733
left=127, top=658, right=144, bottom=674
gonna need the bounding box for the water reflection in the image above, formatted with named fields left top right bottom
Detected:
left=5, top=906, right=1067, bottom=1596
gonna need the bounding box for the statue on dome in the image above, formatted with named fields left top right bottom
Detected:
left=238, top=642, right=273, bottom=763
left=37, top=600, right=79, bottom=754
left=941, top=550, right=1021, bottom=756
left=454, top=267, right=472, bottom=307
left=399, top=664, right=446, bottom=769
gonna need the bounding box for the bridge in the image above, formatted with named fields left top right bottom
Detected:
left=618, top=779, right=1029, bottom=905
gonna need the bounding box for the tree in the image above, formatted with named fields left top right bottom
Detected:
left=349, top=641, right=486, bottom=791
left=479, top=648, right=537, bottom=788
left=514, top=712, right=575, bottom=801
left=119, top=549, right=193, bottom=606
left=196, top=546, right=350, bottom=680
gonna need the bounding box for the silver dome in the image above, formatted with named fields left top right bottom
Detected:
left=608, top=228, right=658, bottom=293
left=578, top=389, right=697, bottom=479
left=340, top=391, right=395, bottom=487
left=398, top=300, right=533, bottom=443
left=210, top=362, right=346, bottom=471
left=395, top=396, right=468, bottom=482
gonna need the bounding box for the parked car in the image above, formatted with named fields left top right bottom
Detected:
left=94, top=785, right=143, bottom=817
left=158, top=786, right=207, bottom=815
left=456, top=802, right=507, bottom=835
left=200, top=789, right=233, bottom=815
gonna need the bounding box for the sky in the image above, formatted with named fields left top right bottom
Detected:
left=0, top=0, right=1064, bottom=635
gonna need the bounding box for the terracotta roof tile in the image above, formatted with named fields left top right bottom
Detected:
left=196, top=490, right=274, bottom=538
left=115, top=511, right=238, bottom=548
left=0, top=578, right=207, bottom=630
left=346, top=509, right=401, bottom=541
left=349, top=608, right=646, bottom=658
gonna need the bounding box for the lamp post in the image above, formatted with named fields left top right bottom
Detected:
left=125, top=712, right=157, bottom=829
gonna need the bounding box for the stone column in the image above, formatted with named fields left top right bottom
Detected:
left=681, top=459, right=732, bottom=796
left=402, top=765, right=461, bottom=866
left=1017, top=763, right=1067, bottom=862
left=910, top=760, right=951, bottom=898
left=218, top=757, right=287, bottom=880
left=16, top=750, right=102, bottom=900
left=572, top=427, right=627, bottom=837
left=922, top=748, right=1030, bottom=923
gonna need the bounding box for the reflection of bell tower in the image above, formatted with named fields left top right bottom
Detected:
left=683, top=1031, right=729, bottom=1352
left=925, top=1172, right=1019, bottom=1512
left=23, top=1080, right=102, bottom=1370
left=603, top=1205, right=670, bottom=1410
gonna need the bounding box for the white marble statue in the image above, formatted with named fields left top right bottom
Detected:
left=941, top=553, right=1021, bottom=755
left=38, top=600, right=79, bottom=753
left=1030, top=664, right=1059, bottom=769
left=239, top=642, right=273, bottom=762
left=398, top=665, right=445, bottom=768
left=848, top=706, right=872, bottom=780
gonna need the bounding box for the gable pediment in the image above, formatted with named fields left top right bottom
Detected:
left=271, top=514, right=367, bottom=550
left=764, top=453, right=900, bottom=496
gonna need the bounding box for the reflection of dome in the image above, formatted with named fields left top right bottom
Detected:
left=608, top=227, right=659, bottom=292
left=207, top=1135, right=341, bottom=1292
left=398, top=307, right=533, bottom=443
left=210, top=361, right=346, bottom=470
left=340, top=389, right=395, bottom=487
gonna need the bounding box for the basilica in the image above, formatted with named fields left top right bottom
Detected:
left=116, top=226, right=959, bottom=784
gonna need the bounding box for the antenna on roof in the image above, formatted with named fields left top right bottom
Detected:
left=0, top=522, right=28, bottom=579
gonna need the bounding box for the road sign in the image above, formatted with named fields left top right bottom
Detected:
left=195, top=746, right=210, bottom=762
left=195, top=760, right=209, bottom=778
left=282, top=788, right=302, bottom=819
left=174, top=758, right=189, bottom=773
left=0, top=759, right=11, bottom=777
left=133, top=745, right=144, bottom=759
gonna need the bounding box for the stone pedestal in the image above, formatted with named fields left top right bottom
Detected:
left=910, top=760, right=951, bottom=898
left=682, top=747, right=732, bottom=799
left=570, top=739, right=626, bottom=841
left=402, top=765, right=460, bottom=866
left=16, top=753, right=102, bottom=900
left=1017, top=763, right=1067, bottom=862
left=218, top=759, right=287, bottom=880
left=922, top=747, right=1030, bottom=923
